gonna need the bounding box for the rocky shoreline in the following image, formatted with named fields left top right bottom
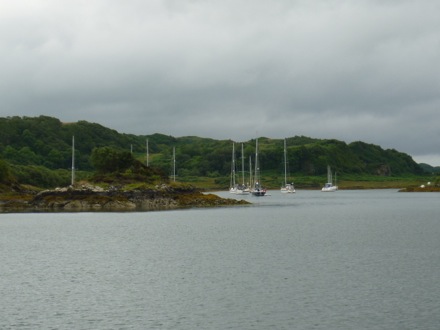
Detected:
left=398, top=186, right=440, bottom=192
left=0, top=184, right=249, bottom=213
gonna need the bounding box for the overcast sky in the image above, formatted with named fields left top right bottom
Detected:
left=1, top=0, right=440, bottom=165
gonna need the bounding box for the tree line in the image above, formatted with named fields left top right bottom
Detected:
left=0, top=115, right=427, bottom=188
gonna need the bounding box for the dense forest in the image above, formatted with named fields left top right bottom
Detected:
left=0, top=115, right=435, bottom=189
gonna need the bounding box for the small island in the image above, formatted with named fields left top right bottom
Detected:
left=0, top=145, right=249, bottom=213
left=0, top=182, right=249, bottom=213
left=398, top=181, right=440, bottom=192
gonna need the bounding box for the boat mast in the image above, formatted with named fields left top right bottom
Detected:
left=249, top=156, right=253, bottom=188
left=71, top=135, right=75, bottom=186
left=284, top=138, right=287, bottom=186
left=241, top=143, right=245, bottom=186
left=173, top=146, right=176, bottom=182
left=327, top=165, right=332, bottom=184
left=231, top=142, right=236, bottom=188
left=254, top=138, right=259, bottom=186
left=146, top=139, right=149, bottom=167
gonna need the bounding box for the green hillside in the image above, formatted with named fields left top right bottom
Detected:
left=419, top=163, right=440, bottom=174
left=0, top=115, right=429, bottom=189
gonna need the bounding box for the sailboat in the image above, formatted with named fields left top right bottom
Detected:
left=229, top=142, right=238, bottom=193
left=235, top=143, right=250, bottom=195
left=251, top=138, right=267, bottom=196
left=280, top=138, right=295, bottom=193
left=322, top=165, right=338, bottom=192
left=172, top=146, right=176, bottom=182
left=246, top=155, right=253, bottom=194
left=71, top=136, right=75, bottom=186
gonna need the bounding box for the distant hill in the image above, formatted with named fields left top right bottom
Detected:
left=0, top=116, right=426, bottom=183
left=418, top=163, right=440, bottom=173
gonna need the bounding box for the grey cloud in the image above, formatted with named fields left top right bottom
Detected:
left=1, top=0, right=440, bottom=165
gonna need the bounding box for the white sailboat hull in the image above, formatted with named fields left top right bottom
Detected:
left=322, top=183, right=338, bottom=192
left=281, top=184, right=295, bottom=193
left=236, top=190, right=250, bottom=195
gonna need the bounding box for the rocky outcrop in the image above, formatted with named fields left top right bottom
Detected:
left=23, top=184, right=248, bottom=212
left=376, top=164, right=391, bottom=176
left=399, top=186, right=440, bottom=192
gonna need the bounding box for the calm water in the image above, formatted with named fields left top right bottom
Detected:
left=1, top=190, right=439, bottom=329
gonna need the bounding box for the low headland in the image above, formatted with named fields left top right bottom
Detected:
left=0, top=182, right=249, bottom=213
